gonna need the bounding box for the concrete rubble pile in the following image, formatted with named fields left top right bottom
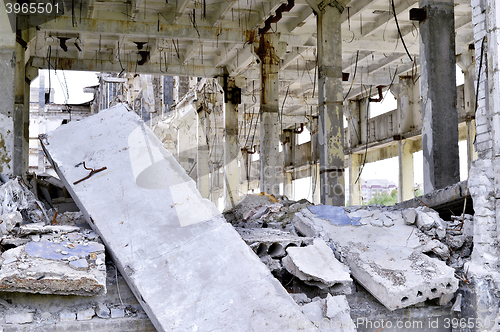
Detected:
left=225, top=194, right=473, bottom=326
left=0, top=177, right=106, bottom=296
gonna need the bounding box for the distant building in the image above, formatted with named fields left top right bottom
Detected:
left=361, top=179, right=397, bottom=202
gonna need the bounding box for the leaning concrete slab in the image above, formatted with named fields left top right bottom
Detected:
left=344, top=243, right=458, bottom=311
left=41, top=104, right=318, bottom=332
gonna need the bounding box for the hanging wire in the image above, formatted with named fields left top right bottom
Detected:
left=344, top=50, right=359, bottom=101
left=391, top=0, right=413, bottom=62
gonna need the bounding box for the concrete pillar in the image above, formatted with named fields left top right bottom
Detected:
left=0, top=9, right=16, bottom=176
left=398, top=140, right=414, bottom=202
left=395, top=76, right=415, bottom=202
left=419, top=0, right=460, bottom=193
left=283, top=129, right=294, bottom=199
left=316, top=3, right=345, bottom=206
left=223, top=78, right=240, bottom=208
left=197, top=109, right=210, bottom=198
left=349, top=154, right=362, bottom=205
left=255, top=34, right=286, bottom=196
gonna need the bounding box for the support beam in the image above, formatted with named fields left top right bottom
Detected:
left=312, top=1, right=346, bottom=206
left=419, top=0, right=459, bottom=193
left=197, top=108, right=210, bottom=198
left=30, top=57, right=221, bottom=78
left=34, top=17, right=248, bottom=44
left=223, top=76, right=241, bottom=208
left=255, top=34, right=286, bottom=196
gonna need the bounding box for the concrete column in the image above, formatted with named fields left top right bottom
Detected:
left=0, top=9, right=16, bottom=176
left=255, top=34, right=286, bottom=196
left=223, top=78, right=240, bottom=208
left=283, top=129, right=294, bottom=199
left=398, top=140, right=414, bottom=202
left=197, top=109, right=210, bottom=198
left=349, top=154, right=362, bottom=205
left=419, top=0, right=460, bottom=193
left=316, top=3, right=345, bottom=206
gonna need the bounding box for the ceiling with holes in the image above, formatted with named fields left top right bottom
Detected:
left=20, top=0, right=473, bottom=119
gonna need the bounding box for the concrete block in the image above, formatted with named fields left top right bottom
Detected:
left=5, top=312, right=34, bottom=324
left=96, top=303, right=110, bottom=318
left=403, top=209, right=416, bottom=225
left=344, top=243, right=458, bottom=311
left=77, top=307, right=95, bottom=321
left=59, top=310, right=76, bottom=321
left=282, top=239, right=352, bottom=293
left=111, top=307, right=125, bottom=319
left=42, top=105, right=318, bottom=332
left=325, top=295, right=356, bottom=332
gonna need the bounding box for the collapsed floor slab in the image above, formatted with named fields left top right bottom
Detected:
left=41, top=104, right=318, bottom=332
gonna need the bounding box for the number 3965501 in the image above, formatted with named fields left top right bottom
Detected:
left=5, top=1, right=60, bottom=14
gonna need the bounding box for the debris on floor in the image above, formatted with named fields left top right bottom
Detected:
left=224, top=195, right=471, bottom=316
left=0, top=178, right=106, bottom=296
left=40, top=104, right=320, bottom=332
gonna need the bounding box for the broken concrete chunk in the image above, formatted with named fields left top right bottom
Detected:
left=77, top=307, right=95, bottom=321
left=403, top=208, right=417, bottom=225
left=300, top=296, right=356, bottom=332
left=59, top=310, right=76, bottom=321
left=283, top=239, right=352, bottom=294
left=42, top=105, right=318, bottom=332
left=292, top=209, right=322, bottom=237
left=344, top=243, right=458, bottom=311
left=5, top=312, right=34, bottom=324
left=0, top=179, right=49, bottom=223
left=111, top=307, right=125, bottom=319
left=325, top=295, right=356, bottom=331
left=452, top=293, right=462, bottom=312
left=96, top=303, right=110, bottom=318
left=0, top=211, right=22, bottom=235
